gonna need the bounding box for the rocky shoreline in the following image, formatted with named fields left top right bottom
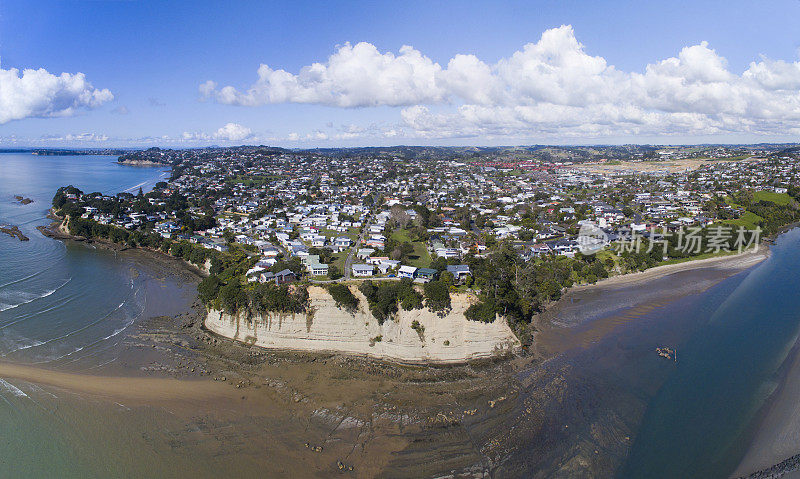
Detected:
left=117, top=158, right=168, bottom=167
left=737, top=453, right=800, bottom=479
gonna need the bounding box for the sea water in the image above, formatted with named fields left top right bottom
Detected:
left=620, top=228, right=800, bottom=477
left=0, top=153, right=168, bottom=365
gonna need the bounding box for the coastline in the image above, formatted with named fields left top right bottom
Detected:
left=39, top=209, right=772, bottom=365
left=9, top=213, right=782, bottom=477
left=37, top=212, right=209, bottom=278
left=576, top=246, right=769, bottom=291
left=532, top=246, right=770, bottom=357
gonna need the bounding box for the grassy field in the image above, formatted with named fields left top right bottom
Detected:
left=331, top=251, right=348, bottom=272
left=724, top=211, right=763, bottom=230
left=391, top=229, right=431, bottom=268
left=657, top=250, right=739, bottom=266
left=753, top=190, right=793, bottom=205
left=319, top=227, right=360, bottom=241
left=225, top=175, right=281, bottom=187
left=721, top=191, right=793, bottom=229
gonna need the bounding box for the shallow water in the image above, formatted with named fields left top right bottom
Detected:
left=0, top=153, right=169, bottom=366
left=620, top=228, right=800, bottom=478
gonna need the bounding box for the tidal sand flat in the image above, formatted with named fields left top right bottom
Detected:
left=733, top=337, right=800, bottom=479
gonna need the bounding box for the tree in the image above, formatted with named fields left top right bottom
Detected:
left=423, top=280, right=451, bottom=313
left=198, top=275, right=222, bottom=303
left=327, top=284, right=359, bottom=313
left=223, top=229, right=236, bottom=244
left=219, top=280, right=246, bottom=314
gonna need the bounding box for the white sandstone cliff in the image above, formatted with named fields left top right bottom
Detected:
left=204, top=285, right=520, bottom=363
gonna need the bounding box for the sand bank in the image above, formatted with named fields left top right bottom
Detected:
left=534, top=247, right=769, bottom=357
left=733, top=339, right=800, bottom=478
left=578, top=247, right=768, bottom=291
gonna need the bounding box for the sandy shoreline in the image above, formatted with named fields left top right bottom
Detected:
left=732, top=334, right=800, bottom=478
left=532, top=247, right=770, bottom=358
left=575, top=246, right=769, bottom=291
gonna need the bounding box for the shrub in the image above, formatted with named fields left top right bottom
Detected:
left=410, top=320, right=425, bottom=341
left=198, top=275, right=222, bottom=303
left=465, top=299, right=496, bottom=323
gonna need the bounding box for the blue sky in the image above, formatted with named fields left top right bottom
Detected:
left=2, top=0, right=800, bottom=147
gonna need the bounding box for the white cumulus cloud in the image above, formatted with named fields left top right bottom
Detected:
left=201, top=42, right=445, bottom=107
left=201, top=25, right=800, bottom=140
left=0, top=64, right=113, bottom=124
left=214, top=122, right=253, bottom=141
left=182, top=123, right=254, bottom=142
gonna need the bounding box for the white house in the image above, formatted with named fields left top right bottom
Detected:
left=308, top=262, right=328, bottom=276
left=351, top=264, right=374, bottom=277
left=377, top=259, right=401, bottom=274
left=398, top=265, right=417, bottom=279
left=333, top=236, right=351, bottom=252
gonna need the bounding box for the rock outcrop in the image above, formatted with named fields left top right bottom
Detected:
left=205, top=286, right=520, bottom=363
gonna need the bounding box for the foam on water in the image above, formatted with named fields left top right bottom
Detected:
left=0, top=277, right=72, bottom=312
left=0, top=271, right=42, bottom=290
left=0, top=379, right=28, bottom=398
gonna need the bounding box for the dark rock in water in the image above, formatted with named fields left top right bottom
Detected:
left=14, top=195, right=33, bottom=205
left=0, top=224, right=29, bottom=241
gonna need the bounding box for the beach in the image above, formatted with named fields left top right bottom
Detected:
left=533, top=247, right=769, bottom=357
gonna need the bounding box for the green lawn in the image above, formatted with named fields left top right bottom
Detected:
left=224, top=175, right=281, bottom=187
left=407, top=242, right=431, bottom=268
left=391, top=228, right=411, bottom=242
left=320, top=227, right=361, bottom=241
left=391, top=229, right=431, bottom=268
left=723, top=211, right=763, bottom=230
left=753, top=190, right=793, bottom=205
left=331, top=251, right=348, bottom=272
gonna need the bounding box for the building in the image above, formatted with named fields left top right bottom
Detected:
left=416, top=268, right=438, bottom=283
left=446, top=264, right=471, bottom=282
left=399, top=265, right=417, bottom=279
left=377, top=259, right=400, bottom=274
left=308, top=262, right=329, bottom=276
left=351, top=264, right=374, bottom=277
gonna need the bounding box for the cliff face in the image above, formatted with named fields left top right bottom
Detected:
left=205, top=286, right=520, bottom=363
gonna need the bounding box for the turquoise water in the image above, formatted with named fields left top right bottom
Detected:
left=0, top=153, right=210, bottom=478
left=0, top=153, right=168, bottom=365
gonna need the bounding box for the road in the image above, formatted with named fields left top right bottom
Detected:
left=343, top=211, right=371, bottom=280
left=309, top=211, right=372, bottom=284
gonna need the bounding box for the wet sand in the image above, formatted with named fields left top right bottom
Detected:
left=3, top=233, right=521, bottom=478
left=534, top=248, right=769, bottom=357
left=733, top=336, right=800, bottom=478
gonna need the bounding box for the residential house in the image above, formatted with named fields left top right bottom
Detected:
left=351, top=264, right=375, bottom=277
left=399, top=265, right=417, bottom=279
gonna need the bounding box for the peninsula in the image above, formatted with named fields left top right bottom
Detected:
left=48, top=144, right=800, bottom=363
